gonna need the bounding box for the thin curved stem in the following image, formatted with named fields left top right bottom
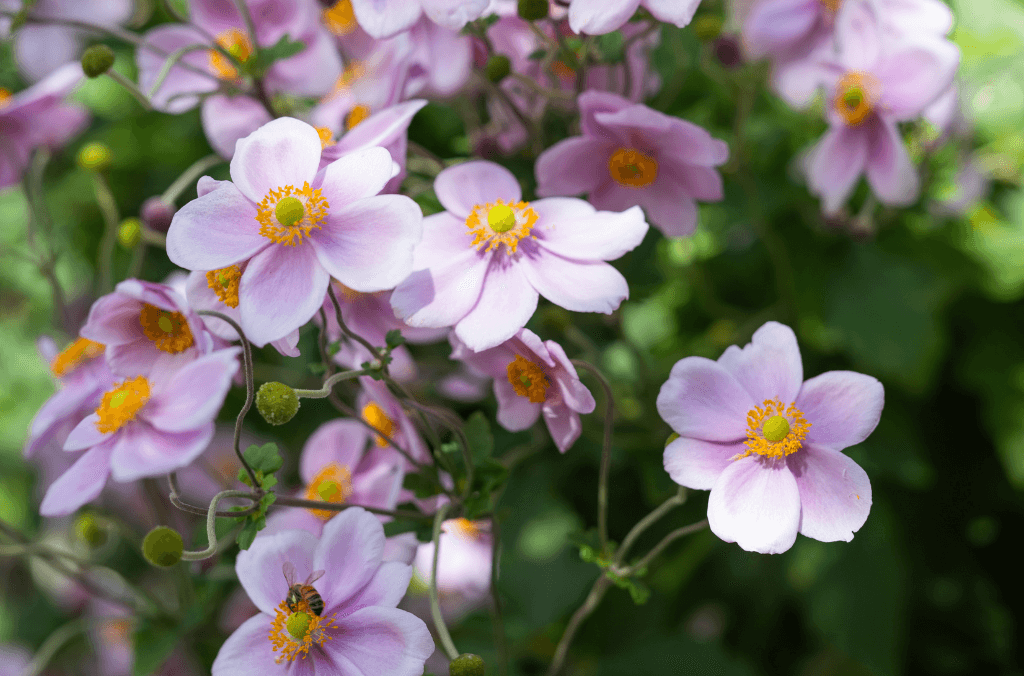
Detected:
left=428, top=504, right=459, bottom=660
left=616, top=520, right=708, bottom=577
left=615, top=486, right=686, bottom=564
left=161, top=154, right=223, bottom=203
left=272, top=496, right=432, bottom=521
left=293, top=368, right=368, bottom=399
left=571, top=359, right=615, bottom=556
left=19, top=618, right=90, bottom=676
left=180, top=490, right=253, bottom=561
left=545, top=575, right=613, bottom=676
left=91, top=172, right=120, bottom=295
left=327, top=284, right=381, bottom=360
left=167, top=473, right=259, bottom=518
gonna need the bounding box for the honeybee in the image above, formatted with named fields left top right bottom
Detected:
left=282, top=561, right=326, bottom=616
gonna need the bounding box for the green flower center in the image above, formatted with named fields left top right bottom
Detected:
left=487, top=204, right=516, bottom=233
left=276, top=197, right=305, bottom=227
left=286, top=611, right=311, bottom=641
left=762, top=415, right=791, bottom=442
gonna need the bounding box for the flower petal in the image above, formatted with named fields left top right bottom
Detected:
left=166, top=182, right=267, bottom=271
left=317, top=146, right=395, bottom=209
left=299, top=419, right=370, bottom=484
left=533, top=201, right=648, bottom=261
left=455, top=258, right=539, bottom=351
left=806, top=123, right=869, bottom=215
left=332, top=561, right=413, bottom=618
left=210, top=614, right=280, bottom=676
left=493, top=378, right=542, bottom=432
left=643, top=0, right=701, bottom=26
left=520, top=249, right=629, bottom=314
left=238, top=244, right=329, bottom=346
left=63, top=414, right=111, bottom=451
left=543, top=403, right=583, bottom=453
left=145, top=348, right=240, bottom=432
left=235, top=529, right=318, bottom=616
left=109, top=423, right=215, bottom=481
left=314, top=507, right=386, bottom=610
left=39, top=441, right=114, bottom=516
left=136, top=25, right=218, bottom=113
left=797, top=370, right=884, bottom=450
left=327, top=606, right=434, bottom=676
left=865, top=117, right=918, bottom=208
left=434, top=161, right=522, bottom=218
left=656, top=357, right=754, bottom=442
left=707, top=456, right=801, bottom=554
left=229, top=117, right=322, bottom=203
left=535, top=137, right=614, bottom=198
left=664, top=436, right=744, bottom=491
left=877, top=40, right=959, bottom=120
left=568, top=0, right=641, bottom=34
left=201, top=95, right=273, bottom=159
left=350, top=0, right=423, bottom=38
left=742, top=0, right=820, bottom=58
left=716, top=321, right=803, bottom=404
left=789, top=443, right=872, bottom=542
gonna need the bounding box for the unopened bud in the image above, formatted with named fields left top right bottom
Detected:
left=517, top=0, right=548, bottom=21
left=77, top=142, right=111, bottom=171
left=256, top=381, right=300, bottom=425
left=142, top=526, right=183, bottom=567
left=450, top=653, right=486, bottom=676
left=141, top=197, right=176, bottom=232
left=81, top=44, right=116, bottom=78
left=118, top=218, right=141, bottom=248
left=484, top=55, right=512, bottom=83
left=75, top=513, right=108, bottom=548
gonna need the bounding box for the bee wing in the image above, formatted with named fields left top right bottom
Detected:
left=304, top=569, right=326, bottom=585
left=282, top=561, right=297, bottom=587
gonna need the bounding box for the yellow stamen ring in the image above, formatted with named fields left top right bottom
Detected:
left=608, top=148, right=659, bottom=188
left=362, top=401, right=396, bottom=447
left=255, top=182, right=329, bottom=246
left=206, top=265, right=242, bottom=308
left=139, top=303, right=195, bottom=354
left=95, top=376, right=151, bottom=434
left=465, top=199, right=538, bottom=255
left=209, top=28, right=252, bottom=80
left=507, top=355, right=549, bottom=404
left=833, top=71, right=880, bottom=126
left=322, top=0, right=357, bottom=36
left=345, top=104, right=371, bottom=130
left=734, top=398, right=811, bottom=461
left=269, top=599, right=335, bottom=663
left=51, top=337, right=105, bottom=377
left=304, top=463, right=354, bottom=520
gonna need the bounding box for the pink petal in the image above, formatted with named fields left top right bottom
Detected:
left=166, top=182, right=268, bottom=271
left=136, top=25, right=218, bottom=113
left=63, top=413, right=110, bottom=451
left=331, top=100, right=428, bottom=157
left=535, top=137, right=614, bottom=198
left=664, top=436, right=744, bottom=491
left=834, top=0, right=881, bottom=71
left=210, top=615, right=283, bottom=676
left=145, top=349, right=240, bottom=432
left=532, top=201, right=648, bottom=261
left=877, top=40, right=960, bottom=121
left=238, top=244, right=330, bottom=346
left=806, top=123, right=869, bottom=215
left=265, top=28, right=343, bottom=98
left=434, top=161, right=522, bottom=218
left=235, top=529, right=317, bottom=616
left=420, top=0, right=488, bottom=30
left=707, top=456, right=801, bottom=554
left=454, top=258, right=539, bottom=351
left=796, top=370, right=884, bottom=450
left=656, top=357, right=754, bottom=442
left=543, top=403, right=583, bottom=453
left=311, top=195, right=422, bottom=292
left=201, top=95, right=273, bottom=159
left=716, top=321, right=803, bottom=404
left=493, top=378, right=542, bottom=431
left=109, top=423, right=215, bottom=481
left=742, top=0, right=820, bottom=58
left=80, top=291, right=143, bottom=345
left=317, top=147, right=395, bottom=209
left=865, top=117, right=918, bottom=207
left=520, top=250, right=629, bottom=314
left=643, top=0, right=701, bottom=26
left=350, top=0, right=423, bottom=38
left=327, top=606, right=434, bottom=676
left=332, top=561, right=413, bottom=617
left=568, top=0, right=641, bottom=34
left=789, top=443, right=872, bottom=542
left=39, top=441, right=114, bottom=516
left=632, top=180, right=699, bottom=238
left=299, top=419, right=370, bottom=484
left=229, top=117, right=322, bottom=203
left=314, top=507, right=386, bottom=609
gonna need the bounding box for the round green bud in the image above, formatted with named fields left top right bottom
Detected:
left=517, top=0, right=548, bottom=21
left=484, top=54, right=512, bottom=84
left=81, top=44, right=116, bottom=78
left=142, top=526, right=183, bottom=567
left=762, top=415, right=790, bottom=443
left=75, top=513, right=108, bottom=548
left=77, top=142, right=112, bottom=171
left=286, top=611, right=311, bottom=641
left=665, top=432, right=680, bottom=447
left=118, top=217, right=142, bottom=248
left=449, top=653, right=486, bottom=676
left=256, top=381, right=300, bottom=426
left=691, top=15, right=723, bottom=42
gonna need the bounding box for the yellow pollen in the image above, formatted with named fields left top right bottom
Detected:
left=734, top=398, right=811, bottom=461
left=209, top=28, right=253, bottom=80
left=465, top=199, right=538, bottom=255
left=0, top=88, right=11, bottom=108
left=322, top=0, right=357, bottom=35
left=255, top=182, right=329, bottom=246
left=101, top=619, right=133, bottom=647
left=316, top=126, right=336, bottom=149
left=139, top=303, right=194, bottom=353
left=269, top=599, right=335, bottom=663
left=95, top=376, right=151, bottom=434
left=304, top=463, right=354, bottom=520
left=328, top=62, right=366, bottom=100
left=362, top=401, right=395, bottom=447
left=51, top=337, right=105, bottom=377
left=834, top=71, right=879, bottom=126
left=819, top=0, right=842, bottom=13
left=551, top=61, right=576, bottom=81
left=206, top=265, right=242, bottom=308
left=608, top=148, right=659, bottom=188
left=507, top=355, right=549, bottom=404
left=346, top=104, right=371, bottom=130
left=448, top=517, right=484, bottom=539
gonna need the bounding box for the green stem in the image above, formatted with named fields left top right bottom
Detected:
left=92, top=172, right=120, bottom=295
left=180, top=489, right=253, bottom=561
left=571, top=360, right=615, bottom=556
left=428, top=504, right=460, bottom=660
left=161, top=154, right=224, bottom=203
left=292, top=368, right=368, bottom=399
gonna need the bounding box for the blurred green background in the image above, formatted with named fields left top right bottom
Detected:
left=1, top=0, right=1023, bottom=674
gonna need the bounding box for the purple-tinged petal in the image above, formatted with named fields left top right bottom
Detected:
left=568, top=0, right=641, bottom=35
left=137, top=25, right=218, bottom=113
left=742, top=0, right=820, bottom=58
left=834, top=0, right=881, bottom=71
left=434, top=161, right=522, bottom=218
left=145, top=348, right=240, bottom=432
left=664, top=436, right=743, bottom=491
left=40, top=440, right=115, bottom=516
left=166, top=182, right=267, bottom=271
left=350, top=0, right=423, bottom=38
left=210, top=614, right=280, bottom=676
left=877, top=40, right=959, bottom=121
left=707, top=456, right=801, bottom=554
left=229, top=117, right=322, bottom=203
left=12, top=24, right=80, bottom=83
left=314, top=507, right=385, bottom=609
left=327, top=606, right=434, bottom=676
left=806, top=123, right=869, bottom=215
left=535, top=137, right=614, bottom=198
left=578, top=89, right=634, bottom=137
left=236, top=529, right=318, bottom=616
left=533, top=201, right=648, bottom=261
left=670, top=162, right=725, bottom=201
left=633, top=181, right=699, bottom=238
left=201, top=95, right=273, bottom=159
left=299, top=419, right=370, bottom=484
left=79, top=292, right=142, bottom=345
left=455, top=258, right=539, bottom=351
left=265, top=29, right=343, bottom=97
left=543, top=404, right=583, bottom=453
left=796, top=370, right=884, bottom=450
left=865, top=117, right=918, bottom=207
left=330, top=100, right=428, bottom=158
left=520, top=250, right=629, bottom=314
left=420, top=0, right=488, bottom=30
left=63, top=414, right=109, bottom=451
left=656, top=357, right=754, bottom=442
left=789, top=443, right=872, bottom=542
left=109, top=423, right=215, bottom=481
left=546, top=340, right=596, bottom=413
left=238, top=244, right=330, bottom=346
left=493, top=378, right=542, bottom=431
left=332, top=561, right=413, bottom=618
left=317, top=146, right=395, bottom=208
left=643, top=0, right=701, bottom=26
left=717, top=321, right=803, bottom=404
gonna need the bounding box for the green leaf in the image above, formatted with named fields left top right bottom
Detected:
left=440, top=441, right=460, bottom=454
left=385, top=329, right=406, bottom=349
left=243, top=443, right=282, bottom=474
left=252, top=34, right=306, bottom=76
left=596, top=32, right=624, bottom=62
left=403, top=468, right=442, bottom=498
left=463, top=411, right=494, bottom=462
left=132, top=620, right=179, bottom=676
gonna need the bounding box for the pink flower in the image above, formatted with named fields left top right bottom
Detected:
left=211, top=507, right=434, bottom=676
left=391, top=161, right=648, bottom=351
left=357, top=377, right=431, bottom=468
left=39, top=348, right=241, bottom=517
left=803, top=2, right=959, bottom=213
left=657, top=322, right=884, bottom=554
left=536, top=91, right=728, bottom=238
left=0, top=63, right=89, bottom=188
left=413, top=518, right=493, bottom=619
left=449, top=329, right=596, bottom=452
left=166, top=117, right=423, bottom=346
left=349, top=0, right=488, bottom=39
left=80, top=279, right=216, bottom=379
left=567, top=0, right=703, bottom=34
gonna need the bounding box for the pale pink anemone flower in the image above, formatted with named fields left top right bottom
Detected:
left=536, top=91, right=729, bottom=238
left=412, top=517, right=493, bottom=620
left=357, top=377, right=431, bottom=469
left=656, top=322, right=884, bottom=554
left=803, top=1, right=959, bottom=214
left=567, top=0, right=703, bottom=35
left=449, top=329, right=596, bottom=452
left=391, top=161, right=649, bottom=351
left=80, top=279, right=216, bottom=379
left=349, top=0, right=488, bottom=39
left=166, top=117, right=423, bottom=347
left=211, top=508, right=434, bottom=676
left=0, top=63, right=89, bottom=189
left=40, top=348, right=241, bottom=517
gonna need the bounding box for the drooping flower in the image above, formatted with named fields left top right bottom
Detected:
left=39, top=348, right=241, bottom=517
left=449, top=329, right=596, bottom=452
left=567, top=0, right=703, bottom=35
left=211, top=507, right=434, bottom=676
left=391, top=161, right=648, bottom=351
left=656, top=321, right=884, bottom=554
left=536, top=91, right=728, bottom=238
left=0, top=63, right=89, bottom=189
left=412, top=517, right=493, bottom=619
left=166, top=117, right=423, bottom=347
left=80, top=279, right=215, bottom=379
left=357, top=377, right=431, bottom=468
left=803, top=1, right=959, bottom=213
left=348, top=0, right=488, bottom=39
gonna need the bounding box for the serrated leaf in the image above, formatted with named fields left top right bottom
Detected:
left=385, top=329, right=406, bottom=348
left=236, top=519, right=259, bottom=550
left=243, top=443, right=282, bottom=474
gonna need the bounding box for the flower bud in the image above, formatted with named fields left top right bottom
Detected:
left=142, top=526, right=183, bottom=567
left=77, top=142, right=112, bottom=171
left=75, top=512, right=108, bottom=548
left=81, top=44, right=116, bottom=78
left=256, top=381, right=300, bottom=426
left=449, top=653, right=486, bottom=676
left=517, top=0, right=548, bottom=21
left=692, top=15, right=723, bottom=42
left=118, top=218, right=142, bottom=248
left=485, top=55, right=512, bottom=84
left=141, top=197, right=176, bottom=232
